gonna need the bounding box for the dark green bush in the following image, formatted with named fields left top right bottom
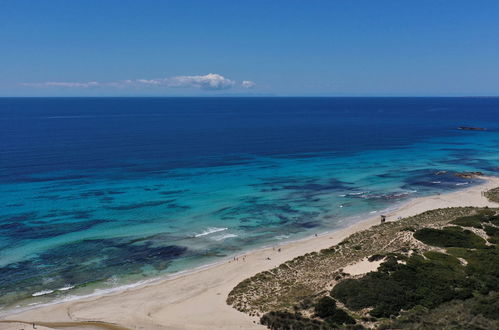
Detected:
left=313, top=296, right=356, bottom=326
left=324, top=308, right=356, bottom=325
left=471, top=292, right=499, bottom=320
left=423, top=251, right=461, bottom=268
left=484, top=224, right=499, bottom=244
left=450, top=210, right=499, bottom=229
left=368, top=254, right=385, bottom=262
left=414, top=226, right=486, bottom=248
left=450, top=215, right=484, bottom=228
left=331, top=253, right=472, bottom=317
left=448, top=246, right=499, bottom=293
left=260, top=311, right=322, bottom=330
left=381, top=293, right=499, bottom=329
left=314, top=297, right=337, bottom=318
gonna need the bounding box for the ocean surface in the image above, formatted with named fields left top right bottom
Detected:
left=1, top=97, right=499, bottom=312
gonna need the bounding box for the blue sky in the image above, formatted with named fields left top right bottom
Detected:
left=1, top=0, right=498, bottom=96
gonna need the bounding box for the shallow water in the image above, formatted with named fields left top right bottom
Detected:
left=1, top=97, right=499, bottom=311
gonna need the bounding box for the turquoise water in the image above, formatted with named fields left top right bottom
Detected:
left=1, top=98, right=499, bottom=312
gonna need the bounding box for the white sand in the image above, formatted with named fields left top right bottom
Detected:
left=3, top=177, right=499, bottom=330
left=342, top=258, right=383, bottom=276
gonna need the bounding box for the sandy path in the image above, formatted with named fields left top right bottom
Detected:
left=3, top=177, right=499, bottom=330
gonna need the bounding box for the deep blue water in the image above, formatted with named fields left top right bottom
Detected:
left=1, top=97, right=499, bottom=312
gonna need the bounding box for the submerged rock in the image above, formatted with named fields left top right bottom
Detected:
left=454, top=171, right=483, bottom=178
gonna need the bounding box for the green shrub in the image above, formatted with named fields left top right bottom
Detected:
left=313, top=296, right=356, bottom=326
left=324, top=308, right=356, bottom=325
left=368, top=254, right=385, bottom=262
left=471, top=292, right=499, bottom=320
left=381, top=293, right=499, bottom=329
left=423, top=251, right=461, bottom=268
left=314, top=297, right=337, bottom=318
left=414, top=226, right=486, bottom=248
left=331, top=253, right=474, bottom=317
left=260, top=311, right=322, bottom=330
left=450, top=215, right=484, bottom=229
left=448, top=246, right=499, bottom=293
left=450, top=210, right=499, bottom=229
left=484, top=225, right=499, bottom=244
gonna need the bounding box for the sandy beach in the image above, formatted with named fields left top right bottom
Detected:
left=2, top=176, right=499, bottom=330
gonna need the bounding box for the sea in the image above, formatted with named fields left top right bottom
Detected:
left=1, top=97, right=499, bottom=313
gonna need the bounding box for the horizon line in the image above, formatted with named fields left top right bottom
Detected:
left=1, top=95, right=499, bottom=98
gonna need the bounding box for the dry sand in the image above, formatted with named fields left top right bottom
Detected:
left=3, top=176, right=499, bottom=330
left=342, top=257, right=383, bottom=276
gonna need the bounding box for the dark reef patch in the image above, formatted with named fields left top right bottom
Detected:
left=80, top=189, right=126, bottom=198
left=0, top=238, right=188, bottom=306
left=251, top=176, right=351, bottom=201
left=6, top=203, right=25, bottom=207
left=0, top=219, right=108, bottom=240
left=159, top=189, right=189, bottom=196
left=12, top=174, right=89, bottom=183
left=401, top=169, right=479, bottom=192
left=106, top=199, right=175, bottom=211
left=0, top=212, right=38, bottom=223
left=38, top=209, right=94, bottom=220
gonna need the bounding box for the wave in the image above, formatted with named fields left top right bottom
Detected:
left=58, top=285, right=75, bottom=291
left=194, top=227, right=228, bottom=238
left=32, top=290, right=54, bottom=297
left=211, top=233, right=238, bottom=241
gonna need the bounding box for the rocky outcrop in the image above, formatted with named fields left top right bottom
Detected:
left=454, top=171, right=484, bottom=178
left=458, top=126, right=487, bottom=131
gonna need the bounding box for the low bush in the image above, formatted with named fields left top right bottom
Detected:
left=260, top=311, right=322, bottom=330
left=314, top=297, right=337, bottom=318
left=483, top=225, right=499, bottom=244
left=331, top=253, right=473, bottom=317
left=423, top=251, right=461, bottom=268
left=314, top=296, right=356, bottom=326
left=380, top=293, right=499, bottom=329
left=324, top=308, right=356, bottom=325
left=413, top=226, right=486, bottom=248
left=450, top=215, right=484, bottom=228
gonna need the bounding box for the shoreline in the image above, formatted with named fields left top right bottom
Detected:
left=2, top=176, right=499, bottom=329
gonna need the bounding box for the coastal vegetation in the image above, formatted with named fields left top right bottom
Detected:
left=485, top=187, right=499, bottom=203
left=228, top=197, right=499, bottom=329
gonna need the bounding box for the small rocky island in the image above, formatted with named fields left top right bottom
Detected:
left=458, top=126, right=487, bottom=131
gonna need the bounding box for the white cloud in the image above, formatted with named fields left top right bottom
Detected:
left=166, top=73, right=235, bottom=90
left=241, top=80, right=256, bottom=89
left=21, top=73, right=243, bottom=91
